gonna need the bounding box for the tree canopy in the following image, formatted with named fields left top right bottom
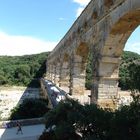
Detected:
left=10, top=98, right=49, bottom=120
left=0, top=51, right=139, bottom=91
left=119, top=51, right=140, bottom=91
left=0, top=52, right=49, bottom=87
left=39, top=97, right=140, bottom=140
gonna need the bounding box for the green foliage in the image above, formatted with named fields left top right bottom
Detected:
left=0, top=52, right=49, bottom=87
left=0, top=75, right=7, bottom=85
left=10, top=98, right=49, bottom=120
left=127, top=62, right=140, bottom=92
left=119, top=51, right=140, bottom=90
left=1, top=51, right=139, bottom=90
left=110, top=95, right=140, bottom=140
left=43, top=99, right=84, bottom=140
left=41, top=99, right=113, bottom=140
left=85, top=51, right=140, bottom=91
left=40, top=96, right=140, bottom=140
left=85, top=52, right=93, bottom=90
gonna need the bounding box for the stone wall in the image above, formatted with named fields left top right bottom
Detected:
left=46, top=0, right=140, bottom=108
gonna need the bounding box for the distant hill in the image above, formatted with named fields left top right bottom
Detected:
left=0, top=52, right=49, bottom=87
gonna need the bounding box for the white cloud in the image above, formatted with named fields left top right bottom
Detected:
left=59, top=17, right=65, bottom=21
left=0, top=32, right=57, bottom=56
left=124, top=42, right=140, bottom=54
left=73, top=0, right=90, bottom=17
left=73, top=0, right=90, bottom=6
left=76, top=7, right=85, bottom=17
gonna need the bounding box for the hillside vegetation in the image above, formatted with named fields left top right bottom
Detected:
left=0, top=51, right=139, bottom=91
left=0, top=52, right=49, bottom=87
left=119, top=51, right=140, bottom=91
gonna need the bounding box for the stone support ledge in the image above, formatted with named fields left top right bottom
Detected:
left=101, top=56, right=120, bottom=63
left=98, top=99, right=117, bottom=109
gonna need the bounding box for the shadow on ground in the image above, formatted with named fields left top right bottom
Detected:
left=0, top=59, right=48, bottom=140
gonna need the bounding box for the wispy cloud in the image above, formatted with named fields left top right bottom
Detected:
left=76, top=7, right=85, bottom=17
left=0, top=32, right=57, bottom=56
left=0, top=31, right=138, bottom=56
left=124, top=42, right=140, bottom=54
left=73, top=0, right=90, bottom=6
left=59, top=17, right=66, bottom=21
left=73, top=0, right=90, bottom=17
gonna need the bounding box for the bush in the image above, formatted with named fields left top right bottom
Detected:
left=39, top=95, right=140, bottom=140
left=10, top=98, right=49, bottom=120
left=110, top=95, right=140, bottom=140
left=39, top=99, right=113, bottom=140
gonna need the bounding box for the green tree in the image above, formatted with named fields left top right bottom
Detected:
left=0, top=75, right=7, bottom=85
left=14, top=65, right=31, bottom=85
left=85, top=52, right=93, bottom=90
left=110, top=95, right=140, bottom=140
left=0, top=52, right=49, bottom=87
left=119, top=51, right=140, bottom=90
left=10, top=98, right=49, bottom=120
left=127, top=61, right=140, bottom=92
left=40, top=99, right=113, bottom=140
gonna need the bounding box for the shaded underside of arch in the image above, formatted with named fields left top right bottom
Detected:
left=102, top=9, right=140, bottom=57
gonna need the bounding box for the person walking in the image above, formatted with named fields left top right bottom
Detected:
left=16, top=121, right=23, bottom=134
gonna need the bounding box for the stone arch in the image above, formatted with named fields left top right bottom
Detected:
left=76, top=42, right=89, bottom=59
left=99, top=8, right=140, bottom=79
left=75, top=42, right=89, bottom=71
left=96, top=7, right=140, bottom=108
left=63, top=53, right=70, bottom=63
left=59, top=52, right=70, bottom=89
left=47, top=62, right=54, bottom=81
left=63, top=53, right=70, bottom=75
left=46, top=0, right=140, bottom=107
left=53, top=57, right=61, bottom=86
left=102, top=10, right=140, bottom=58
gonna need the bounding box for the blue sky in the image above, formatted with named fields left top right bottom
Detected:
left=0, top=0, right=139, bottom=56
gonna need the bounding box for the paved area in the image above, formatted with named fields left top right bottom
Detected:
left=0, top=124, right=45, bottom=140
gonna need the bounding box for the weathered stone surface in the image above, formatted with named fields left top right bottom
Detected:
left=46, top=0, right=140, bottom=108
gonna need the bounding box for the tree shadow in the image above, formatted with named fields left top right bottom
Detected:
left=0, top=54, right=49, bottom=139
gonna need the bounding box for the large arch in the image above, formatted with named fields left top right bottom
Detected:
left=46, top=0, right=140, bottom=108
left=96, top=6, right=140, bottom=108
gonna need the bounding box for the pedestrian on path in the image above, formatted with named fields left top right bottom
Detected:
left=16, top=121, right=23, bottom=134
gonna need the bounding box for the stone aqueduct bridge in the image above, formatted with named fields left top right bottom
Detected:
left=46, top=0, right=140, bottom=107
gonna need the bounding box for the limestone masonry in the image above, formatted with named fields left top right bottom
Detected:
left=46, top=0, right=140, bottom=108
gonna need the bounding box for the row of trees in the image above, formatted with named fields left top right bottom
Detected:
left=0, top=51, right=139, bottom=90
left=0, top=52, right=49, bottom=87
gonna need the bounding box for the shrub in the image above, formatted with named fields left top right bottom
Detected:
left=39, top=95, right=140, bottom=140
left=10, top=98, right=49, bottom=120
